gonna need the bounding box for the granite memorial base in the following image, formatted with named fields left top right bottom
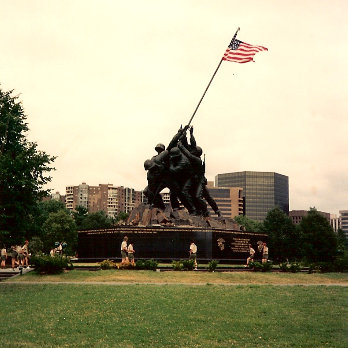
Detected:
left=78, top=226, right=268, bottom=263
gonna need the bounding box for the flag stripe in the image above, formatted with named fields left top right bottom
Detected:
left=222, top=40, right=268, bottom=63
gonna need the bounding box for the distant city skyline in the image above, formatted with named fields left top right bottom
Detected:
left=1, top=1, right=347, bottom=215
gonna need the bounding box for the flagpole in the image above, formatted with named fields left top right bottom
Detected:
left=187, top=27, right=240, bottom=127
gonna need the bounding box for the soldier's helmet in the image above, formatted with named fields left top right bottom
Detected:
left=193, top=146, right=203, bottom=157
left=144, top=159, right=156, bottom=170
left=155, top=143, right=165, bottom=152
left=169, top=147, right=182, bottom=158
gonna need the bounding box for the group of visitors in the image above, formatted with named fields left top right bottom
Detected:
left=0, top=241, right=30, bottom=270
left=119, top=236, right=269, bottom=270
left=120, top=236, right=135, bottom=266
left=120, top=236, right=198, bottom=270
left=246, top=241, right=268, bottom=266
left=50, top=242, right=66, bottom=256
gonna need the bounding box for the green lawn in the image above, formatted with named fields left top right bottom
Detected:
left=0, top=283, right=346, bottom=348
left=2, top=270, right=347, bottom=347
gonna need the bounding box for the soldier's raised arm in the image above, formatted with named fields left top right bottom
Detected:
left=167, top=125, right=189, bottom=151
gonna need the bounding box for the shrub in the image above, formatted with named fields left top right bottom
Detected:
left=289, top=262, right=301, bottom=273
left=171, top=260, right=183, bottom=271
left=116, top=262, right=135, bottom=270
left=99, top=259, right=116, bottom=270
left=315, top=262, right=334, bottom=273
left=280, top=262, right=300, bottom=273
left=307, top=263, right=317, bottom=274
left=31, top=254, right=71, bottom=274
left=332, top=256, right=348, bottom=272
left=261, top=261, right=273, bottom=272
left=207, top=260, right=219, bottom=272
left=135, top=259, right=158, bottom=271
left=135, top=259, right=145, bottom=269
left=171, top=260, right=195, bottom=271
left=249, top=261, right=273, bottom=272
left=248, top=261, right=263, bottom=272
left=279, top=262, right=289, bottom=272
left=143, top=259, right=158, bottom=271
left=181, top=259, right=195, bottom=271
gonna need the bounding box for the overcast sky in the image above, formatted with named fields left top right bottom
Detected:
left=1, top=0, right=347, bottom=215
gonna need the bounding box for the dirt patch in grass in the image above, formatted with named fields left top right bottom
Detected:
left=7, top=269, right=348, bottom=285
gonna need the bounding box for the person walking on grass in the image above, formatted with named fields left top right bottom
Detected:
left=121, top=236, right=128, bottom=264
left=127, top=241, right=135, bottom=266
left=1, top=245, right=7, bottom=269
left=189, top=240, right=198, bottom=270
left=246, top=243, right=255, bottom=267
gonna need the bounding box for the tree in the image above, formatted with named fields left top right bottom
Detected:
left=234, top=215, right=263, bottom=232
left=336, top=228, right=347, bottom=252
left=72, top=205, right=89, bottom=230
left=42, top=210, right=77, bottom=254
left=0, top=88, right=55, bottom=245
left=29, top=236, right=44, bottom=256
left=262, top=207, right=300, bottom=262
left=299, top=208, right=337, bottom=262
left=30, top=200, right=68, bottom=240
left=114, top=211, right=129, bottom=223
left=78, top=210, right=114, bottom=230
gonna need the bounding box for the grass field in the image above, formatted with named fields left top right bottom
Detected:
left=1, top=271, right=347, bottom=347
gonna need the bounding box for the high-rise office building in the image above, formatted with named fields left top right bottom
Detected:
left=289, top=210, right=331, bottom=225
left=215, top=171, right=289, bottom=221
left=159, top=184, right=244, bottom=219
left=205, top=182, right=244, bottom=218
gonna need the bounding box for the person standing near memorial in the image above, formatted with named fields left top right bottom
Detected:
left=246, top=243, right=255, bottom=267
left=189, top=241, right=198, bottom=270
left=22, top=240, right=29, bottom=268
left=1, top=245, right=7, bottom=269
left=10, top=245, right=18, bottom=270
left=121, top=236, right=128, bottom=264
left=262, top=242, right=269, bottom=264
left=16, top=244, right=24, bottom=266
left=127, top=241, right=135, bottom=266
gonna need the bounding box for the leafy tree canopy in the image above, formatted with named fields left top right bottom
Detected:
left=114, top=211, right=129, bottom=223
left=0, top=88, right=55, bottom=245
left=29, top=199, right=68, bottom=240
left=337, top=228, right=347, bottom=252
left=234, top=215, right=263, bottom=232
left=72, top=205, right=88, bottom=230
left=262, top=207, right=300, bottom=262
left=299, top=208, right=337, bottom=262
left=42, top=210, right=77, bottom=254
left=76, top=210, right=114, bottom=230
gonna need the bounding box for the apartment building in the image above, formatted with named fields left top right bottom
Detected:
left=339, top=210, right=348, bottom=240
left=65, top=183, right=144, bottom=217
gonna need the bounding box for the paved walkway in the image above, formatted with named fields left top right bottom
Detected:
left=2, top=281, right=348, bottom=286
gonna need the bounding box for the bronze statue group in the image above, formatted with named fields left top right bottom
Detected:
left=144, top=125, right=221, bottom=217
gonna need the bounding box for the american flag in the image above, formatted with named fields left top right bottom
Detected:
left=223, top=39, right=268, bottom=63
